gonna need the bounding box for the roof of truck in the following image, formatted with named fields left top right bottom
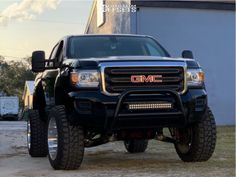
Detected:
left=63, top=34, right=154, bottom=39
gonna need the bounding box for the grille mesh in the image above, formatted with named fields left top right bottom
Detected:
left=104, top=66, right=185, bottom=94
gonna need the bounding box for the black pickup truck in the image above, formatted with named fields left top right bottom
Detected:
left=27, top=34, right=216, bottom=170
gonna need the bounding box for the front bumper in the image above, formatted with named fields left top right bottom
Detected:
left=68, top=88, right=207, bottom=131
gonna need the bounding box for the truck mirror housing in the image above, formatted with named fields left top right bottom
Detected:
left=182, top=50, right=194, bottom=59
left=32, top=51, right=46, bottom=72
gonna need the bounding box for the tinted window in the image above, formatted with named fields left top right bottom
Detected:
left=67, top=36, right=168, bottom=58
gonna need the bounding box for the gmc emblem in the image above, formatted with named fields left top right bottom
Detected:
left=131, top=75, right=163, bottom=83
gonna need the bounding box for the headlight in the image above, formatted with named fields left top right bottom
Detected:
left=187, top=69, right=205, bottom=86
left=71, top=70, right=99, bottom=87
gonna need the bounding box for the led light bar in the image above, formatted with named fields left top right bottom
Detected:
left=128, top=103, right=172, bottom=110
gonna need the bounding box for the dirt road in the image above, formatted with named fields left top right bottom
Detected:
left=0, top=121, right=235, bottom=177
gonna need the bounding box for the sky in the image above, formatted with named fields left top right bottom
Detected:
left=0, top=0, right=93, bottom=60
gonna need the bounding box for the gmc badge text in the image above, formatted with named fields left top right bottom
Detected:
left=27, top=34, right=216, bottom=170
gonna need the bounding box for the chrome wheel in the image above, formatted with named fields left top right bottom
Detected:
left=27, top=120, right=31, bottom=149
left=48, top=117, right=58, bottom=160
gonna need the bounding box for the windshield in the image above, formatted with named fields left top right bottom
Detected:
left=67, top=36, right=169, bottom=58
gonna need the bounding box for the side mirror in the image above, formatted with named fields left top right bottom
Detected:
left=182, top=50, right=194, bottom=59
left=32, top=51, right=45, bottom=72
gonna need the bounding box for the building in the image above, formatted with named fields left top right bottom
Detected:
left=85, top=0, right=235, bottom=125
left=22, top=81, right=34, bottom=109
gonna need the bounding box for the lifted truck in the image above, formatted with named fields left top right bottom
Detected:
left=27, top=34, right=216, bottom=170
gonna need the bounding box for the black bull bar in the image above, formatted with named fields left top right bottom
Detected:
left=108, top=88, right=186, bottom=131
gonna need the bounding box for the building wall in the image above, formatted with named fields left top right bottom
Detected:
left=86, top=0, right=131, bottom=34
left=23, top=89, right=33, bottom=109
left=134, top=7, right=235, bottom=124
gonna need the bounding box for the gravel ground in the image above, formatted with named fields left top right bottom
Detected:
left=0, top=121, right=235, bottom=177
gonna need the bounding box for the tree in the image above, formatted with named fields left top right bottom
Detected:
left=0, top=56, right=35, bottom=102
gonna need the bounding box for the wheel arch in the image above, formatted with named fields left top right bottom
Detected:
left=54, top=75, right=73, bottom=111
left=33, top=81, right=46, bottom=121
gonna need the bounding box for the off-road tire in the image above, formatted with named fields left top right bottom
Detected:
left=47, top=105, right=84, bottom=170
left=174, top=107, right=216, bottom=162
left=27, top=109, right=47, bottom=157
left=124, top=140, right=148, bottom=153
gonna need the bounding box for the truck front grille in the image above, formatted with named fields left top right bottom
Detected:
left=100, top=62, right=186, bottom=95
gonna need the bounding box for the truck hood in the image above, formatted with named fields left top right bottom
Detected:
left=64, top=56, right=200, bottom=69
